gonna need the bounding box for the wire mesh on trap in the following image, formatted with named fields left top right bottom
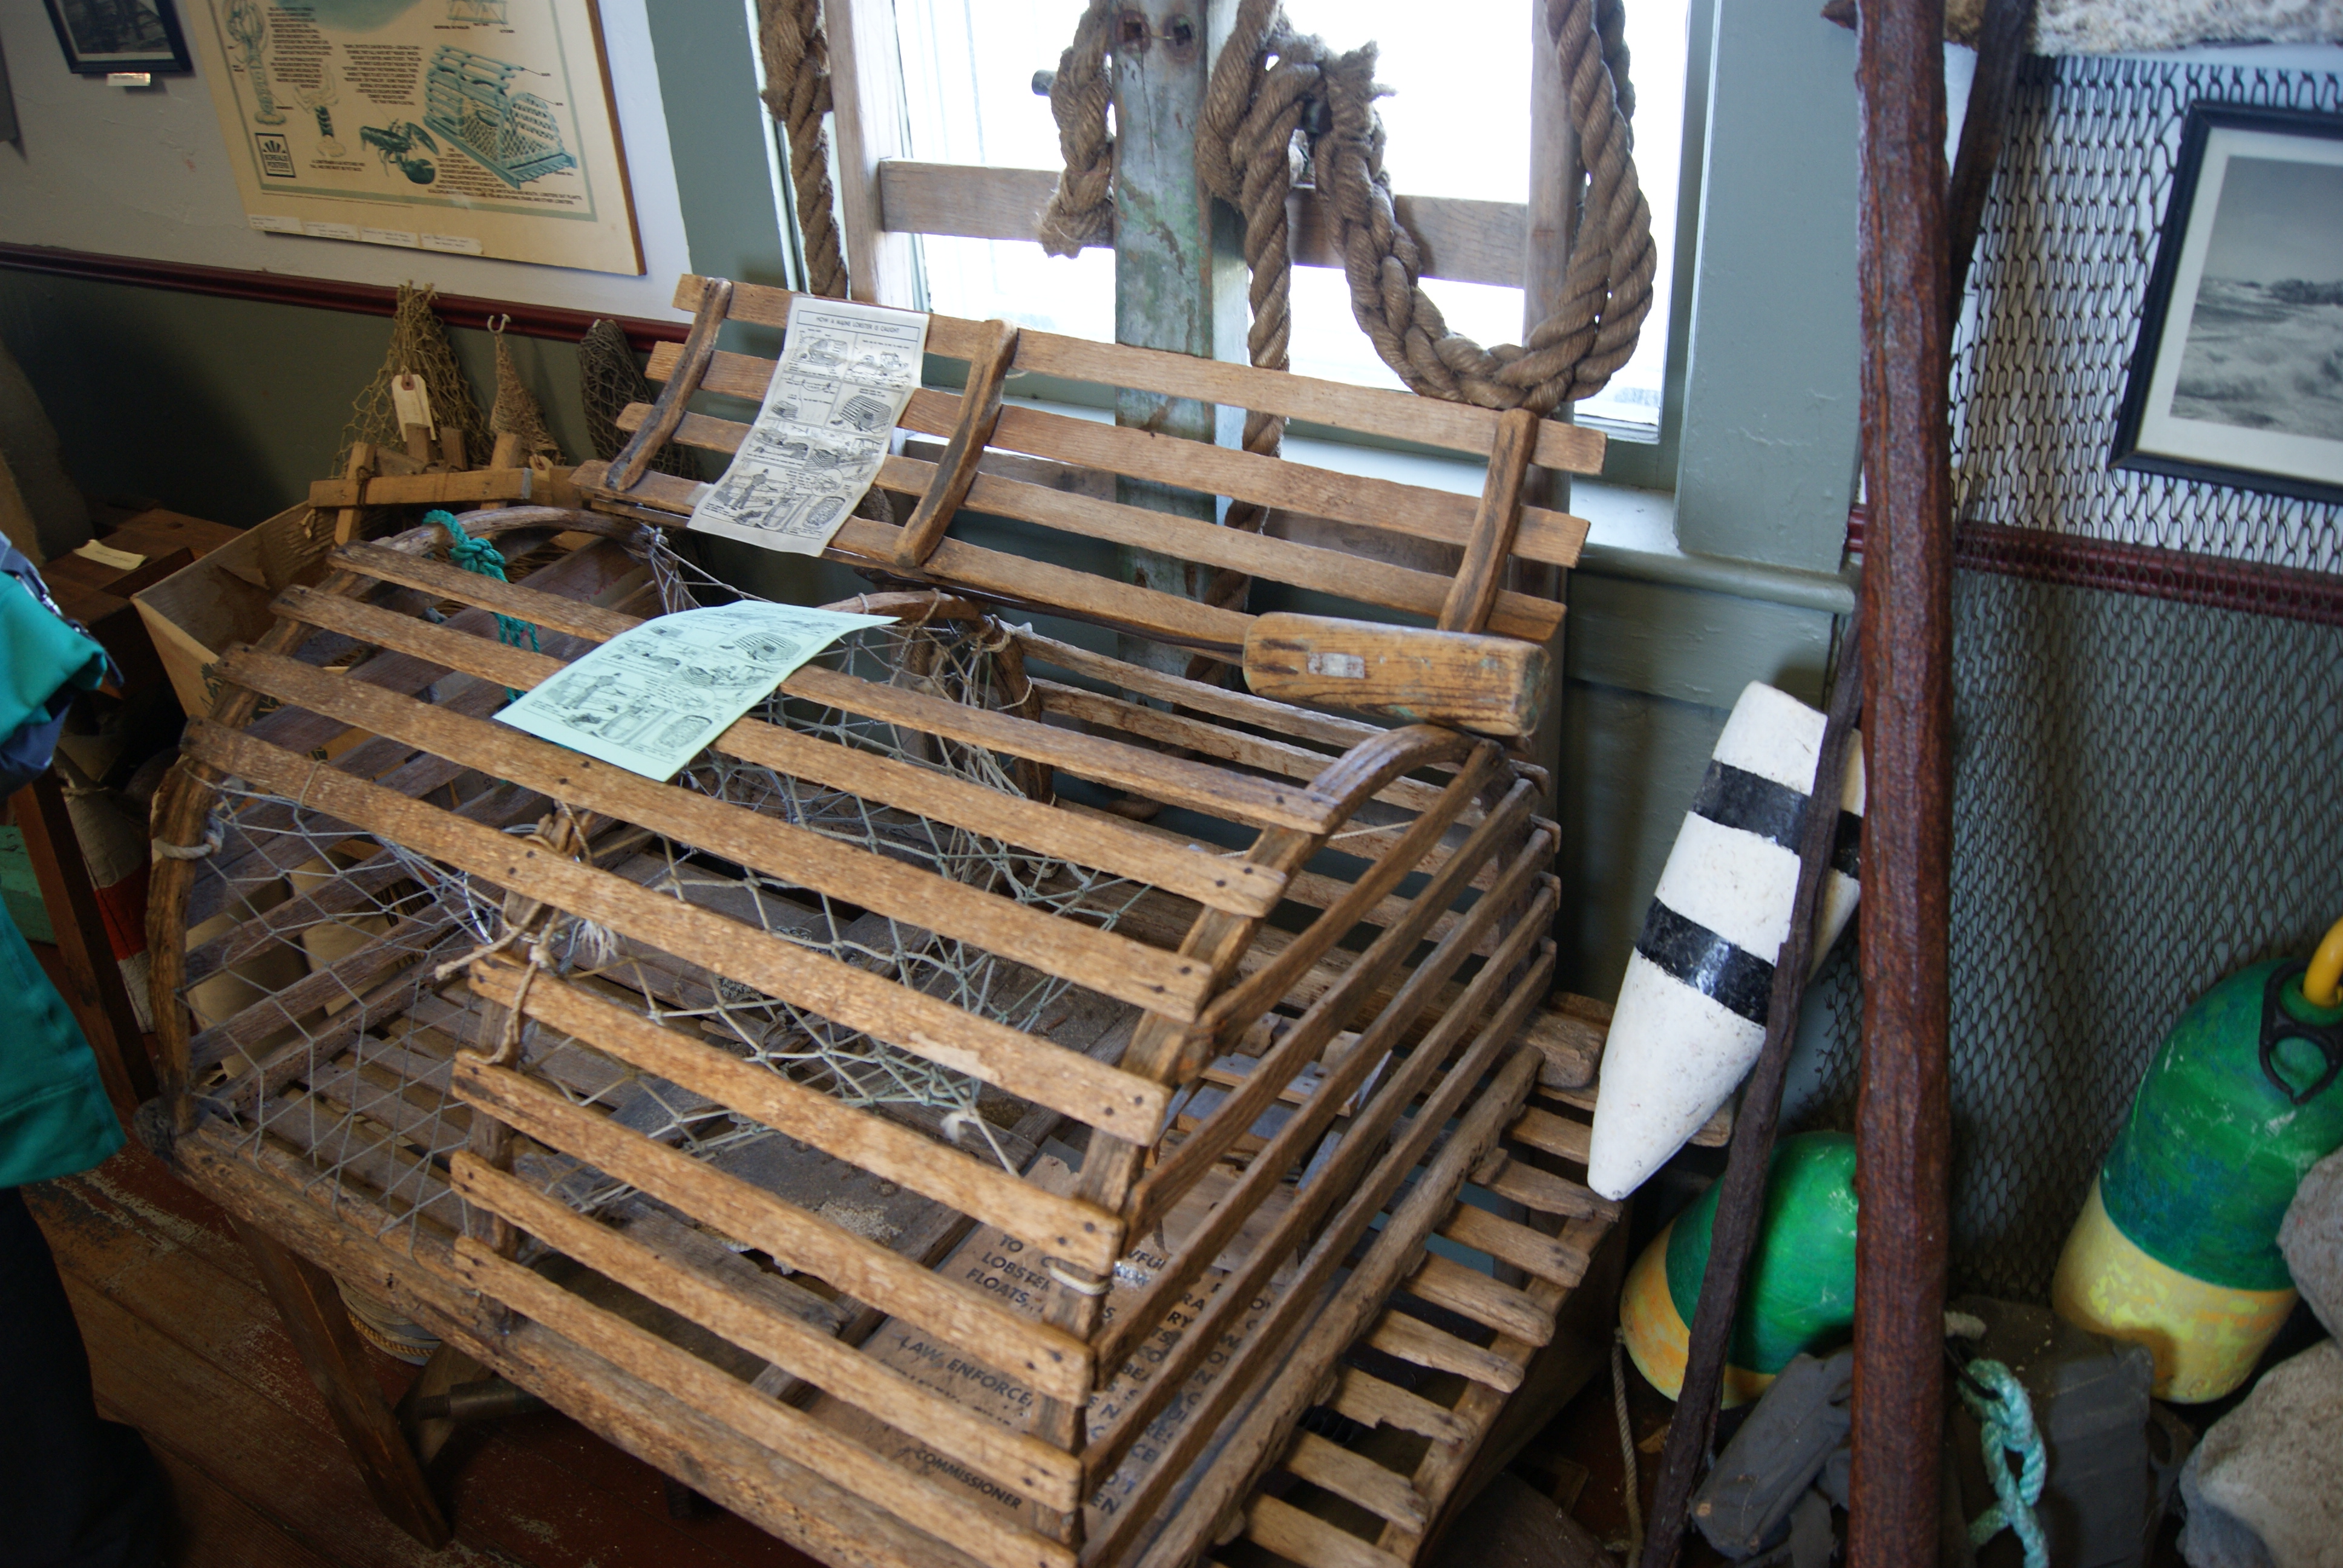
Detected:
left=179, top=534, right=1145, bottom=1249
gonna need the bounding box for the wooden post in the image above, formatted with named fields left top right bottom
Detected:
left=232, top=1218, right=453, bottom=1547
left=12, top=770, right=153, bottom=1117
left=1111, top=0, right=1248, bottom=678
left=827, top=0, right=921, bottom=305
left=1518, top=6, right=1578, bottom=807
left=1849, top=0, right=1953, bottom=1558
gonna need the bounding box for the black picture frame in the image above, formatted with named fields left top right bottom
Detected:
left=41, top=0, right=192, bottom=77
left=2111, top=103, right=2343, bottom=508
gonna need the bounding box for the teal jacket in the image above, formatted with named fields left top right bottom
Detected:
left=0, top=557, right=118, bottom=1189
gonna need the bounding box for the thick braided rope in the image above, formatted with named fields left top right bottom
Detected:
left=1317, top=0, right=1653, bottom=410
left=1038, top=0, right=1117, bottom=256
left=756, top=0, right=849, bottom=299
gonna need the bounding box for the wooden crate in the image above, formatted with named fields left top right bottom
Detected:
left=145, top=276, right=1624, bottom=1568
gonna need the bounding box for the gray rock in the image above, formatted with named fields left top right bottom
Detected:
left=2181, top=1341, right=2343, bottom=1568
left=2279, top=1149, right=2343, bottom=1341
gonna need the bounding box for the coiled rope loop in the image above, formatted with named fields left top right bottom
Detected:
left=1042, top=0, right=1656, bottom=415
left=1958, top=1356, right=2048, bottom=1568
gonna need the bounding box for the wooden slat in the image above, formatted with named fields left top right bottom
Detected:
left=893, top=318, right=1019, bottom=568
left=1246, top=1495, right=1410, bottom=1568
left=1363, top=1310, right=1525, bottom=1393
left=1505, top=1105, right=1592, bottom=1165
left=449, top=1056, right=1095, bottom=1404
left=1014, top=627, right=1386, bottom=753
left=611, top=277, right=730, bottom=492
left=1280, top=1431, right=1427, bottom=1530
left=449, top=1155, right=1084, bottom=1513
left=1435, top=1204, right=1589, bottom=1289
left=276, top=580, right=1279, bottom=917
left=1439, top=407, right=1539, bottom=633
left=220, top=644, right=1208, bottom=1023
left=1404, top=1253, right=1553, bottom=1346
left=182, top=721, right=1168, bottom=1139
left=469, top=962, right=1124, bottom=1274
left=877, top=160, right=1529, bottom=292
left=1476, top=1152, right=1618, bottom=1223
left=329, top=542, right=1332, bottom=834
left=1327, top=1367, right=1467, bottom=1445
left=624, top=370, right=1590, bottom=570
left=670, top=273, right=1604, bottom=475
left=449, top=1239, right=1072, bottom=1568
left=1031, top=681, right=1456, bottom=817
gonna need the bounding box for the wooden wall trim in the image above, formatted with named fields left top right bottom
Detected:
left=1846, top=506, right=2343, bottom=627
left=0, top=243, right=690, bottom=353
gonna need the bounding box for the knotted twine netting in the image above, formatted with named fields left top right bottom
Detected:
left=177, top=528, right=1152, bottom=1249
left=336, top=283, right=494, bottom=475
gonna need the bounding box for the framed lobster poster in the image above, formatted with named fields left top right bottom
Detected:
left=186, top=0, right=642, bottom=275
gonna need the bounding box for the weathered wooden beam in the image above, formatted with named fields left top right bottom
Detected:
left=876, top=160, right=1528, bottom=290
left=826, top=0, right=920, bottom=304
left=1850, top=0, right=1955, bottom=1557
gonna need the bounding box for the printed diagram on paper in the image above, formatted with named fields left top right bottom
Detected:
left=496, top=603, right=894, bottom=781
left=687, top=298, right=931, bottom=556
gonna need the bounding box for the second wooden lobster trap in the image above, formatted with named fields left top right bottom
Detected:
left=147, top=276, right=1630, bottom=1568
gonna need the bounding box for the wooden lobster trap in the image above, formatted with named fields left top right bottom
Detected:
left=145, top=275, right=1630, bottom=1568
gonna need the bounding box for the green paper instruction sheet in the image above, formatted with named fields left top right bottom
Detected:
left=496, top=603, right=893, bottom=781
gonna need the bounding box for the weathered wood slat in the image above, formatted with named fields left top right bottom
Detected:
left=1475, top=1151, right=1617, bottom=1223
left=1246, top=1495, right=1412, bottom=1568
left=1280, top=1431, right=1429, bottom=1530
left=893, top=318, right=1019, bottom=570
left=1505, top=1105, right=1593, bottom=1165
left=219, top=644, right=1208, bottom=1022
left=182, top=720, right=1169, bottom=1138
left=1327, top=1367, right=1468, bottom=1445
left=1435, top=1204, right=1590, bottom=1289
left=448, top=1154, right=1084, bottom=1512
left=1030, top=681, right=1456, bottom=817
left=658, top=272, right=1607, bottom=474
left=448, top=1056, right=1095, bottom=1404
left=276, top=579, right=1284, bottom=915
left=1363, top=1310, right=1525, bottom=1393
left=327, top=543, right=1333, bottom=832
left=449, top=1238, right=1072, bottom=1568
left=468, top=962, right=1124, bottom=1273
left=1403, top=1253, right=1553, bottom=1346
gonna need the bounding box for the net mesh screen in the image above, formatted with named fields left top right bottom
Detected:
left=179, top=534, right=1150, bottom=1250
left=1799, top=54, right=2343, bottom=1301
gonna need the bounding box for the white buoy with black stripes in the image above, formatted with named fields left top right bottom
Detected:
left=1585, top=682, right=1864, bottom=1201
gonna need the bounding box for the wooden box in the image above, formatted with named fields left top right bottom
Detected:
left=146, top=277, right=1626, bottom=1568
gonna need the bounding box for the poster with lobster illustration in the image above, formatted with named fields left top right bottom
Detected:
left=187, top=0, right=641, bottom=274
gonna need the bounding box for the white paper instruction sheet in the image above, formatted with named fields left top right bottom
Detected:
left=686, top=296, right=931, bottom=555
left=496, top=603, right=893, bottom=781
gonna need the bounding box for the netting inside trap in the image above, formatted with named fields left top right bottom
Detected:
left=182, top=542, right=1149, bottom=1247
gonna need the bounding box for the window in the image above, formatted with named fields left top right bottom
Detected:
left=890, top=0, right=1690, bottom=442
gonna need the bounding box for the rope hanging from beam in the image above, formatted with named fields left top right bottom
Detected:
left=1042, top=0, right=1658, bottom=415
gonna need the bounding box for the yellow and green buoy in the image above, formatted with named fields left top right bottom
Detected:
left=1620, top=1132, right=1860, bottom=1406
left=2053, top=918, right=2343, bottom=1403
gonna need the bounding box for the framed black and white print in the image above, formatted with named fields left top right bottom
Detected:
left=41, top=0, right=192, bottom=76
left=2112, top=104, right=2343, bottom=508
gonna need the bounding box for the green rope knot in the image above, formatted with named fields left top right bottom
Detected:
left=1959, top=1356, right=2047, bottom=1568
left=429, top=509, right=540, bottom=655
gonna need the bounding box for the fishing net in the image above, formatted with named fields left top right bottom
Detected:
left=1797, top=53, right=2343, bottom=1301
left=577, top=318, right=699, bottom=475
left=176, top=531, right=1152, bottom=1249
left=336, top=283, right=494, bottom=474
left=488, top=318, right=563, bottom=462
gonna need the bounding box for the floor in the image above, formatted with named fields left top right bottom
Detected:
left=28, top=1140, right=823, bottom=1568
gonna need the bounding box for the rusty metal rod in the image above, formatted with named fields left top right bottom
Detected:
left=1850, top=0, right=1955, bottom=1557
left=1635, top=616, right=1867, bottom=1568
